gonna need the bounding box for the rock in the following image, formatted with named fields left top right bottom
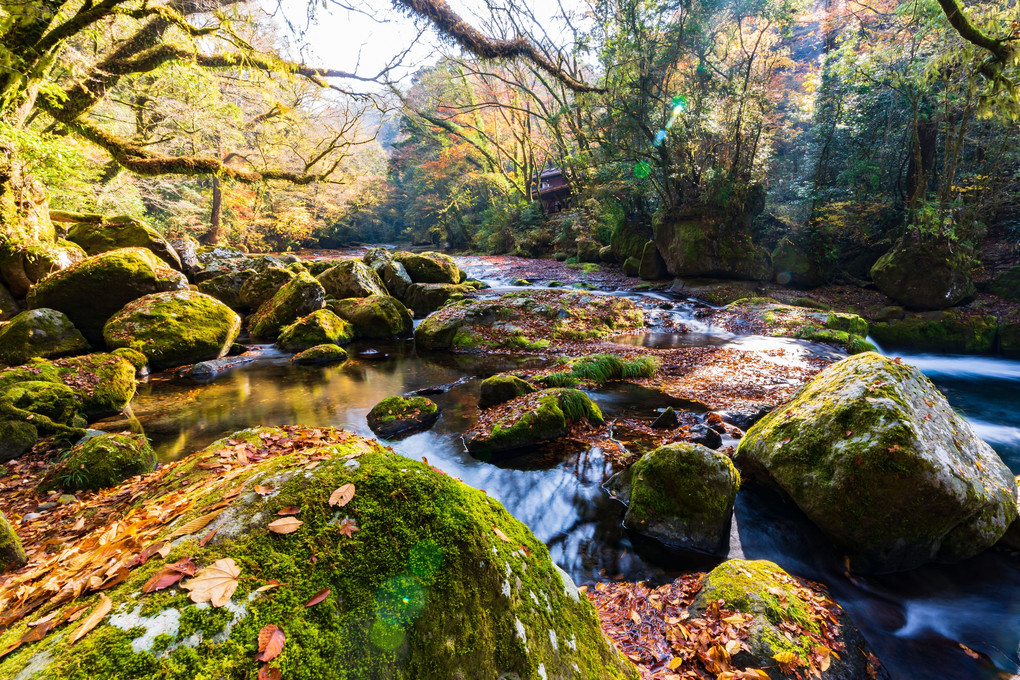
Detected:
left=67, top=216, right=182, bottom=270
left=277, top=309, right=355, bottom=352
left=394, top=251, right=460, bottom=284
left=688, top=423, right=722, bottom=449
left=52, top=353, right=137, bottom=419
left=638, top=240, right=669, bottom=280
left=869, top=309, right=998, bottom=354
left=1002, top=321, right=1020, bottom=358
left=478, top=374, right=536, bottom=409
left=26, top=248, right=188, bottom=346
left=292, top=344, right=349, bottom=366
left=655, top=214, right=771, bottom=281
left=988, top=265, right=1020, bottom=303
left=0, top=308, right=89, bottom=365
left=1000, top=477, right=1020, bottom=550
left=651, top=406, right=679, bottom=429
left=466, top=388, right=604, bottom=456
left=724, top=298, right=874, bottom=354
left=622, top=256, right=640, bottom=277
left=316, top=260, right=388, bottom=299
left=103, top=290, right=241, bottom=371
left=598, top=245, right=617, bottom=263
left=178, top=354, right=257, bottom=380
left=402, top=282, right=472, bottom=316
left=870, top=238, right=976, bottom=310
left=622, top=443, right=739, bottom=553
left=378, top=260, right=413, bottom=299
left=577, top=238, right=600, bottom=263
left=305, top=258, right=346, bottom=276
left=168, top=236, right=199, bottom=277
left=736, top=352, right=1018, bottom=572
left=362, top=247, right=393, bottom=268
left=110, top=347, right=148, bottom=373
left=0, top=419, right=37, bottom=462
left=1, top=380, right=84, bottom=439
left=44, top=432, right=155, bottom=492
left=0, top=240, right=87, bottom=297
left=191, top=245, right=248, bottom=282
left=367, top=396, right=441, bottom=438
left=0, top=282, right=19, bottom=320
left=238, top=267, right=295, bottom=312
left=248, top=270, right=326, bottom=338
left=716, top=405, right=773, bottom=431
left=0, top=510, right=26, bottom=573
left=196, top=269, right=255, bottom=311
left=326, top=295, right=412, bottom=339
left=872, top=305, right=904, bottom=322
left=690, top=559, right=887, bottom=680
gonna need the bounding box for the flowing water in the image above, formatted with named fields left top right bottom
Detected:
left=97, top=264, right=1020, bottom=680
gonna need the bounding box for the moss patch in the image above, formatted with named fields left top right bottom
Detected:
left=44, top=432, right=156, bottom=492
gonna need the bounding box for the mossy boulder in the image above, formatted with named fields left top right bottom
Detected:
left=724, top=298, right=873, bottom=353
left=0, top=282, right=17, bottom=321
left=0, top=426, right=637, bottom=680
left=277, top=309, right=355, bottom=352
left=870, top=238, right=976, bottom=310
left=0, top=419, right=37, bottom=462
left=191, top=245, right=248, bottom=282
left=402, top=282, right=472, bottom=317
left=0, top=353, right=137, bottom=420
left=168, top=236, right=199, bottom=277
left=67, top=217, right=182, bottom=270
left=378, top=261, right=412, bottom=300
left=1, top=380, right=84, bottom=439
left=621, top=443, right=739, bottom=554
left=367, top=396, right=440, bottom=438
left=45, top=432, right=156, bottom=492
left=0, top=240, right=87, bottom=297
left=638, top=240, right=669, bottom=280
left=291, top=344, right=349, bottom=366
left=316, top=260, right=388, bottom=300
left=326, top=295, right=412, bottom=339
left=988, top=265, right=1020, bottom=303
left=478, top=374, right=536, bottom=409
left=111, top=347, right=148, bottom=373
left=0, top=308, right=88, bottom=366
left=103, top=291, right=241, bottom=370
left=238, top=266, right=295, bottom=312
left=654, top=215, right=771, bottom=281
left=690, top=559, right=884, bottom=680
left=249, top=271, right=326, bottom=339
left=394, top=251, right=460, bottom=284
left=362, top=247, right=393, bottom=268
left=197, top=269, right=255, bottom=311
left=466, top=388, right=604, bottom=456
left=576, top=238, right=600, bottom=263
left=869, top=310, right=998, bottom=354
left=622, top=256, right=640, bottom=277
left=735, top=352, right=1018, bottom=572
left=26, top=248, right=188, bottom=346
left=0, top=510, right=26, bottom=573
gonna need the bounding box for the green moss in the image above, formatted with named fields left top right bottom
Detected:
left=52, top=353, right=137, bottom=419
left=562, top=354, right=659, bottom=385
left=249, top=271, right=326, bottom=339
left=469, top=388, right=603, bottom=456
left=0, top=380, right=84, bottom=439
left=0, top=308, right=89, bottom=366
left=291, top=344, right=349, bottom=366
left=392, top=251, right=459, bottom=284
left=870, top=311, right=999, bottom=354
left=478, top=374, right=536, bottom=409
left=277, top=309, right=354, bottom=352
left=0, top=419, right=37, bottom=462
left=326, top=295, right=412, bottom=339
left=450, top=328, right=484, bottom=349
left=111, top=347, right=148, bottom=371
left=367, top=396, right=440, bottom=437
left=45, top=432, right=156, bottom=492
left=0, top=509, right=26, bottom=573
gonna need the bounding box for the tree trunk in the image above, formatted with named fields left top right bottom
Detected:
left=0, top=142, right=56, bottom=250
left=906, top=120, right=938, bottom=208
left=204, top=175, right=224, bottom=245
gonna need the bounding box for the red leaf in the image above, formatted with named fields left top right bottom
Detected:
left=277, top=506, right=301, bottom=516
left=305, top=589, right=330, bottom=607
left=256, top=624, right=285, bottom=662
left=258, top=667, right=282, bottom=680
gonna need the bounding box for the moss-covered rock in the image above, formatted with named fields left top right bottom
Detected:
left=326, top=295, right=412, bottom=339
left=191, top=245, right=248, bottom=282
left=622, top=443, right=739, bottom=553
left=367, top=396, right=440, bottom=438
left=622, top=257, right=640, bottom=277
left=735, top=352, right=1018, bottom=572
left=0, top=427, right=637, bottom=680
left=723, top=298, right=873, bottom=353
left=277, top=309, right=354, bottom=352
left=249, top=271, right=326, bottom=339
left=26, top=248, right=188, bottom=346
left=316, top=260, right=388, bottom=299
left=45, top=432, right=156, bottom=492
left=0, top=352, right=137, bottom=420
left=870, top=237, right=976, bottom=310
left=110, top=347, right=148, bottom=372
left=362, top=247, right=393, bottom=268
left=466, top=388, right=604, bottom=456
left=1, top=380, right=84, bottom=439
left=167, top=236, right=199, bottom=277
left=869, top=309, right=998, bottom=354
left=238, top=266, right=295, bottom=312
left=638, top=240, right=669, bottom=280
left=197, top=269, right=255, bottom=311
left=0, top=419, right=37, bottom=462
left=654, top=214, right=771, bottom=281
left=576, top=238, right=600, bottom=264
left=478, top=374, right=536, bottom=409
left=0, top=308, right=88, bottom=366
left=291, top=344, right=349, bottom=366
left=394, top=251, right=460, bottom=284
left=103, top=291, right=241, bottom=370
left=0, top=510, right=26, bottom=573
left=690, top=559, right=883, bottom=679
left=378, top=261, right=412, bottom=300
left=1000, top=477, right=1020, bottom=550
left=67, top=217, right=182, bottom=270
left=988, top=265, right=1020, bottom=303
left=402, top=282, right=472, bottom=317
left=0, top=240, right=87, bottom=297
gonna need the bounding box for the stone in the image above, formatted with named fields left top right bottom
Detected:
left=598, top=245, right=617, bottom=263
left=248, top=270, right=326, bottom=339
left=191, top=245, right=248, bottom=282
left=326, top=295, right=413, bottom=339
left=110, top=347, right=148, bottom=373
left=1002, top=321, right=1020, bottom=358
left=168, top=236, right=199, bottom=277
left=238, top=267, right=295, bottom=312
left=0, top=510, right=26, bottom=573
left=724, top=298, right=874, bottom=354
left=50, top=353, right=137, bottom=419
left=292, top=344, right=350, bottom=366
left=988, top=265, right=1020, bottom=303
left=622, top=443, right=739, bottom=553
left=654, top=214, right=771, bottom=281
left=651, top=406, right=679, bottom=429
left=196, top=269, right=255, bottom=311
left=67, top=216, right=182, bottom=270
left=378, top=260, right=412, bottom=300
left=688, top=423, right=722, bottom=449
left=316, top=260, right=388, bottom=299
left=103, top=290, right=241, bottom=370
left=402, top=282, right=472, bottom=317
left=870, top=237, right=976, bottom=310
left=478, top=374, right=536, bottom=409
left=1000, top=476, right=1020, bottom=551
left=0, top=240, right=87, bottom=297
left=466, top=388, right=604, bottom=456
left=638, top=240, right=669, bottom=280
left=622, top=256, right=640, bottom=277
left=576, top=238, right=600, bottom=263
left=0, top=281, right=19, bottom=320
left=393, top=251, right=460, bottom=284
left=869, top=309, right=998, bottom=354
left=736, top=352, right=1018, bottom=572
left=26, top=248, right=187, bottom=346
left=44, top=432, right=156, bottom=492
left=716, top=405, right=773, bottom=431
left=0, top=308, right=88, bottom=366
left=367, top=396, right=441, bottom=438
left=1, top=380, right=83, bottom=439
left=0, top=419, right=37, bottom=462
left=277, top=309, right=355, bottom=352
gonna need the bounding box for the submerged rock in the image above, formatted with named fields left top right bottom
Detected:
left=870, top=237, right=976, bottom=310
left=277, top=309, right=354, bottom=352
left=466, top=388, right=604, bottom=456
left=478, top=374, right=536, bottom=409
left=367, top=395, right=440, bottom=438
left=248, top=270, right=326, bottom=338
left=44, top=432, right=156, bottom=492
left=67, top=217, right=182, bottom=270
left=316, top=260, right=388, bottom=299
left=394, top=250, right=460, bottom=284
left=291, top=344, right=349, bottom=366
left=327, top=295, right=413, bottom=339
left=0, top=308, right=89, bottom=366
left=736, top=352, right=1018, bottom=572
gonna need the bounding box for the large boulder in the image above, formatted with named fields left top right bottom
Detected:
left=870, top=238, right=976, bottom=310
left=191, top=245, right=248, bottom=282
left=67, top=217, right=182, bottom=270
left=0, top=308, right=88, bottom=365
left=619, top=443, right=739, bottom=554
left=277, top=309, right=355, bottom=352
left=402, top=282, right=472, bottom=317
left=394, top=250, right=460, bottom=283
left=466, top=388, right=604, bottom=456
left=478, top=374, right=536, bottom=409
left=0, top=239, right=87, bottom=297
left=0, top=426, right=637, bottom=680
left=248, top=270, right=325, bottom=338
left=869, top=309, right=998, bottom=354
left=316, top=260, right=387, bottom=299
left=292, top=344, right=349, bottom=366
left=0, top=352, right=137, bottom=419
left=367, top=396, right=440, bottom=438
left=196, top=269, right=254, bottom=311
left=638, top=240, right=668, bottom=280
left=26, top=248, right=187, bottom=345
left=327, top=295, right=412, bottom=339
left=654, top=214, right=771, bottom=281
left=0, top=419, right=37, bottom=462
left=44, top=432, right=156, bottom=492
left=736, top=352, right=1018, bottom=572
left=0, top=380, right=84, bottom=439
left=103, top=290, right=241, bottom=370
left=238, top=266, right=295, bottom=312
left=378, top=260, right=412, bottom=299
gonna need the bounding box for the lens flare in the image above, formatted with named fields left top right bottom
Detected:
left=633, top=161, right=652, bottom=178
left=653, top=130, right=667, bottom=147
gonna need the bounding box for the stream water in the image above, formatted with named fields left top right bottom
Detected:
left=96, top=262, right=1020, bottom=680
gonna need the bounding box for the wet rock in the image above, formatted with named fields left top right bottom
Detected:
left=405, top=377, right=471, bottom=397
left=67, top=216, right=182, bottom=270
left=622, top=256, right=640, bottom=277
left=367, top=395, right=440, bottom=438
left=238, top=266, right=295, bottom=312
left=716, top=405, right=773, bottom=431
left=651, top=406, right=679, bottom=429
left=326, top=295, right=412, bottom=339
left=705, top=412, right=727, bottom=433
left=736, top=352, right=1018, bottom=572
left=103, top=291, right=241, bottom=370
left=724, top=298, right=874, bottom=354
left=0, top=308, right=89, bottom=366
left=688, top=423, right=722, bottom=449
left=869, top=309, right=998, bottom=354
left=291, top=344, right=349, bottom=366
left=177, top=354, right=257, bottom=381
left=402, top=282, right=472, bottom=317
left=466, top=388, right=604, bottom=456
left=43, top=432, right=155, bottom=492
left=196, top=269, right=254, bottom=311
left=1000, top=476, right=1020, bottom=550
left=248, top=270, right=325, bottom=339
left=316, top=260, right=387, bottom=299
left=0, top=510, right=26, bottom=573
left=168, top=236, right=199, bottom=277
left=870, top=237, right=976, bottom=310
left=277, top=309, right=354, bottom=352
left=478, top=374, right=536, bottom=409
left=394, top=251, right=460, bottom=284
left=638, top=240, right=669, bottom=280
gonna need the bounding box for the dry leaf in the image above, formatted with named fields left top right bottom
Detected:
left=328, top=483, right=355, bottom=507
left=305, top=588, right=331, bottom=607
left=256, top=624, right=286, bottom=662
left=168, top=509, right=224, bottom=539
left=254, top=485, right=275, bottom=495
left=277, top=506, right=301, bottom=516
left=492, top=526, right=511, bottom=542
left=258, top=666, right=282, bottom=680
left=68, top=594, right=112, bottom=645
left=142, top=557, right=197, bottom=593
left=337, top=517, right=359, bottom=538
left=183, top=558, right=240, bottom=607
left=268, top=517, right=303, bottom=534
left=199, top=528, right=218, bottom=547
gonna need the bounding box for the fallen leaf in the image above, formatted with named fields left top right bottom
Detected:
left=337, top=516, right=359, bottom=538
left=258, top=667, right=282, bottom=680
left=268, top=517, right=303, bottom=534
left=142, top=557, right=197, bottom=593
left=183, top=558, right=240, bottom=607
left=277, top=506, right=301, bottom=516
left=254, top=485, right=275, bottom=495
left=199, top=528, right=218, bottom=547
left=168, top=509, right=224, bottom=539
left=305, top=588, right=331, bottom=607
left=492, top=526, right=512, bottom=542
left=68, top=594, right=112, bottom=645
left=256, top=624, right=286, bottom=662
left=328, top=483, right=355, bottom=507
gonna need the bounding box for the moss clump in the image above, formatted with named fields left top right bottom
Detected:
left=277, top=309, right=355, bottom=352
left=1, top=380, right=84, bottom=439
left=249, top=271, right=326, bottom=339
left=393, top=251, right=460, bottom=284
left=467, top=388, right=603, bottom=456
left=196, top=269, right=254, bottom=311
left=326, top=295, right=412, bottom=339
left=564, top=354, right=659, bottom=385
left=0, top=510, right=26, bottom=573
left=111, top=347, right=148, bottom=372
left=291, top=344, right=349, bottom=366
left=869, top=310, right=999, bottom=354
left=51, top=353, right=137, bottom=419
left=727, top=298, right=872, bottom=353
left=45, top=432, right=156, bottom=492
left=478, top=374, right=536, bottom=409
left=624, top=443, right=739, bottom=553
left=0, top=419, right=37, bottom=463
left=367, top=396, right=440, bottom=438
left=67, top=217, right=182, bottom=270
left=0, top=308, right=89, bottom=366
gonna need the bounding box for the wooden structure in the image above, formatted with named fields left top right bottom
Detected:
left=531, top=167, right=572, bottom=213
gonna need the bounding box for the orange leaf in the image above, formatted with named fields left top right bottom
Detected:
left=256, top=624, right=285, bottom=662
left=268, top=518, right=303, bottom=534
left=258, top=667, right=282, bottom=680
left=328, top=483, right=355, bottom=507
left=277, top=506, right=301, bottom=516
left=305, top=589, right=330, bottom=607
left=492, top=526, right=512, bottom=542
left=68, top=594, right=112, bottom=645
